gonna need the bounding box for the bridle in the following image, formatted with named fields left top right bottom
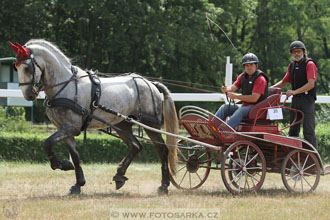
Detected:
left=13, top=48, right=44, bottom=95
left=13, top=46, right=93, bottom=98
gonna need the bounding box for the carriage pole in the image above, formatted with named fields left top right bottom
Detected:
left=129, top=118, right=221, bottom=150
left=96, top=104, right=221, bottom=150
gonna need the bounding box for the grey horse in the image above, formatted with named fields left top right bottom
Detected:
left=9, top=39, right=178, bottom=195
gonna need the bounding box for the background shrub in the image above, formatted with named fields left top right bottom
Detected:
left=0, top=132, right=159, bottom=163
left=0, top=129, right=329, bottom=164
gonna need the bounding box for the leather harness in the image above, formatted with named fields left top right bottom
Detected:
left=131, top=74, right=161, bottom=125
left=46, top=70, right=160, bottom=134
left=45, top=67, right=120, bottom=132
left=80, top=70, right=102, bottom=131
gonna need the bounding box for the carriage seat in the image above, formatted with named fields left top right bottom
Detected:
left=245, top=87, right=281, bottom=121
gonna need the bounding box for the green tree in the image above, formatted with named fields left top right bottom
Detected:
left=0, top=0, right=328, bottom=96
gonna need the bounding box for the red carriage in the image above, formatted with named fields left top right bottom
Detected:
left=170, top=88, right=330, bottom=194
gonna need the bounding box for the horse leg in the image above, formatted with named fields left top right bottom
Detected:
left=63, top=137, right=86, bottom=195
left=113, top=121, right=143, bottom=190
left=144, top=128, right=170, bottom=195
left=45, top=126, right=79, bottom=170
left=44, top=126, right=83, bottom=193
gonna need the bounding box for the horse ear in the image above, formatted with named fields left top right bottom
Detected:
left=9, top=41, right=19, bottom=54
left=16, top=42, right=30, bottom=57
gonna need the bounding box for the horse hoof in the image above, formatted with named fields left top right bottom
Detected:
left=60, top=159, right=75, bottom=171
left=68, top=184, right=81, bottom=195
left=157, top=186, right=169, bottom=196
left=50, top=160, right=61, bottom=170
left=113, top=175, right=128, bottom=190
left=115, top=181, right=126, bottom=190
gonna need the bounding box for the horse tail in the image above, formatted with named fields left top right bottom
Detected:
left=153, top=82, right=179, bottom=176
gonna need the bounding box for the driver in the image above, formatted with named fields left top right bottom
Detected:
left=215, top=53, right=268, bottom=129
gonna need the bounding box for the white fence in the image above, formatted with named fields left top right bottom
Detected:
left=2, top=89, right=330, bottom=104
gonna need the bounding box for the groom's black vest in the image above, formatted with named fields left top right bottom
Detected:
left=289, top=58, right=317, bottom=100
left=240, top=69, right=268, bottom=103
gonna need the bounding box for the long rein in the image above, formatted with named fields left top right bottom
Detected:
left=94, top=72, right=233, bottom=104
left=40, top=72, right=220, bottom=93
left=95, top=72, right=223, bottom=94
left=40, top=71, right=230, bottom=107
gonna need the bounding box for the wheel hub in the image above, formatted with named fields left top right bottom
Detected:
left=290, top=165, right=302, bottom=181
left=232, top=159, right=244, bottom=175
left=187, top=155, right=200, bottom=173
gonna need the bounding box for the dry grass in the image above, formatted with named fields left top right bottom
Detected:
left=0, top=162, right=329, bottom=220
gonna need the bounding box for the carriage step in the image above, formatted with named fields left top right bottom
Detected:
left=324, top=165, right=330, bottom=175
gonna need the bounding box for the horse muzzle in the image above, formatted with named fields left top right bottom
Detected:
left=22, top=87, right=38, bottom=101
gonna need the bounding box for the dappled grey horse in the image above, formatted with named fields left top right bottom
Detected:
left=9, top=39, right=178, bottom=195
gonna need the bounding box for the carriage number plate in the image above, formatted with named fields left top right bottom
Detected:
left=266, top=108, right=283, bottom=120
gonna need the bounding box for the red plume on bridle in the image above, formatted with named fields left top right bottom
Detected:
left=9, top=41, right=31, bottom=66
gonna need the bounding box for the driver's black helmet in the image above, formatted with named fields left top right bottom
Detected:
left=242, top=52, right=259, bottom=65
left=290, top=40, right=306, bottom=52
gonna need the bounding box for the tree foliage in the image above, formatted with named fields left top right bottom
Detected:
left=0, top=0, right=329, bottom=94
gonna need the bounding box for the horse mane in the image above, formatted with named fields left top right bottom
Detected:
left=25, top=39, right=71, bottom=66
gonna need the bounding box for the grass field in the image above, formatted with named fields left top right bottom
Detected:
left=0, top=162, right=329, bottom=220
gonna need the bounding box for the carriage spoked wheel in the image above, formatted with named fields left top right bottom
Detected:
left=281, top=149, right=320, bottom=193
left=221, top=141, right=266, bottom=194
left=170, top=140, right=212, bottom=190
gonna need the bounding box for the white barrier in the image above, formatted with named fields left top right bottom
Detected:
left=0, top=89, right=45, bottom=99
left=1, top=89, right=330, bottom=103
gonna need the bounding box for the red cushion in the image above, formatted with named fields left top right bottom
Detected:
left=248, top=93, right=281, bottom=120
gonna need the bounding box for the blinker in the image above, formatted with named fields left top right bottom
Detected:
left=12, top=62, right=17, bottom=71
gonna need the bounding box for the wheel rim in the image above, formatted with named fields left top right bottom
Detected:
left=281, top=150, right=320, bottom=193
left=170, top=141, right=211, bottom=190
left=221, top=141, right=266, bottom=194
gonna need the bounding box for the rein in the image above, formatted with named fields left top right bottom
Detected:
left=40, top=73, right=94, bottom=92
left=161, top=81, right=218, bottom=93
left=97, top=72, right=222, bottom=93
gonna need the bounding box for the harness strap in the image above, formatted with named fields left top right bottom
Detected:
left=80, top=70, right=102, bottom=153
left=47, top=98, right=88, bottom=115
left=132, top=76, right=142, bottom=120
left=50, top=66, right=78, bottom=100
left=46, top=98, right=120, bottom=131
left=143, top=78, right=160, bottom=124
left=132, top=75, right=161, bottom=125
left=81, top=70, right=102, bottom=131
left=73, top=66, right=79, bottom=102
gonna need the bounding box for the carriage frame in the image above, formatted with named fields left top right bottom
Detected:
left=168, top=92, right=330, bottom=194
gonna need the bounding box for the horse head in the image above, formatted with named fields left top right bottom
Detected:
left=9, top=41, right=44, bottom=101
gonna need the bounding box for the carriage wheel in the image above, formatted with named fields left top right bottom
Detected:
left=281, top=149, right=320, bottom=193
left=170, top=140, right=211, bottom=190
left=221, top=141, right=266, bottom=194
